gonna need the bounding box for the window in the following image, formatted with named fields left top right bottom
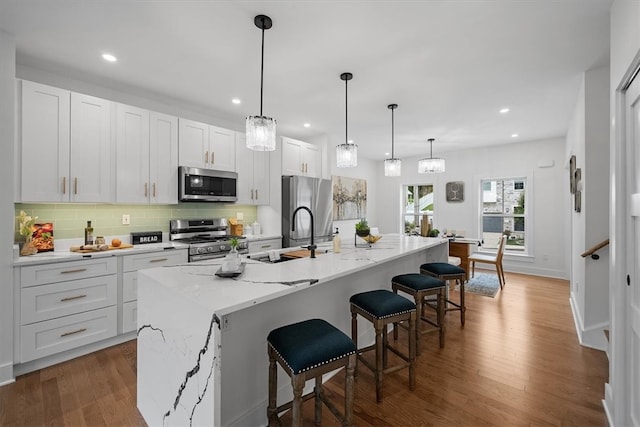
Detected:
left=403, top=184, right=433, bottom=234
left=480, top=177, right=527, bottom=253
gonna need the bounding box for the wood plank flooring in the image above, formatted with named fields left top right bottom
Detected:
left=0, top=271, right=608, bottom=426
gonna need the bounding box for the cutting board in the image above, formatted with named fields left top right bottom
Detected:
left=70, top=243, right=134, bottom=253
left=280, top=249, right=314, bottom=259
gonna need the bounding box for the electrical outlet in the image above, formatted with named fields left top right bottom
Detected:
left=236, top=212, right=244, bottom=221
left=122, top=214, right=130, bottom=225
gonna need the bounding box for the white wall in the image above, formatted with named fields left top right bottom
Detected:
left=376, top=138, right=570, bottom=278
left=566, top=65, right=611, bottom=351
left=606, top=1, right=640, bottom=424
left=0, top=30, right=16, bottom=385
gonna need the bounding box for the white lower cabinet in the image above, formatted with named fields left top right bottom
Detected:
left=20, top=307, right=117, bottom=363
left=120, top=249, right=187, bottom=333
left=18, top=257, right=118, bottom=363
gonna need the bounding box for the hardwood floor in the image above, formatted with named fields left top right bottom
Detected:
left=0, top=271, right=608, bottom=426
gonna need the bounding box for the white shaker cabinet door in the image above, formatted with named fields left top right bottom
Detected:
left=116, top=103, right=150, bottom=203
left=70, top=92, right=113, bottom=203
left=20, top=81, right=71, bottom=202
left=178, top=118, right=208, bottom=168
left=282, top=136, right=304, bottom=175
left=209, top=125, right=236, bottom=172
left=236, top=133, right=270, bottom=205
left=252, top=149, right=270, bottom=204
left=149, top=112, right=178, bottom=204
left=302, top=143, right=321, bottom=178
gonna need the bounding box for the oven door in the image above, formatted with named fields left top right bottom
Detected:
left=179, top=166, right=237, bottom=202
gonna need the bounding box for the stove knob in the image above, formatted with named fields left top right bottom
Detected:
left=207, top=246, right=215, bottom=253
left=219, top=244, right=226, bottom=250
left=197, top=247, right=207, bottom=254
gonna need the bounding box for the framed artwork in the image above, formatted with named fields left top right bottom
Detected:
left=569, top=155, right=576, bottom=194
left=574, top=168, right=582, bottom=212
left=446, top=181, right=464, bottom=202
left=332, top=176, right=367, bottom=220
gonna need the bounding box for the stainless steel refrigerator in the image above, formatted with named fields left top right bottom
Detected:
left=282, top=176, right=333, bottom=248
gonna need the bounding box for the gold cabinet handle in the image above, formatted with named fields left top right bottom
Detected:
left=205, top=151, right=209, bottom=165
left=62, top=176, right=67, bottom=195
left=301, top=163, right=304, bottom=173
left=74, top=177, right=78, bottom=195
left=60, top=268, right=87, bottom=274
left=60, top=294, right=87, bottom=302
left=212, top=151, right=215, bottom=164
left=153, top=183, right=156, bottom=198
left=255, top=189, right=258, bottom=200
left=61, top=328, right=87, bottom=338
left=149, top=258, right=168, bottom=263
left=251, top=189, right=254, bottom=200
left=261, top=244, right=271, bottom=248
left=144, top=182, right=148, bottom=197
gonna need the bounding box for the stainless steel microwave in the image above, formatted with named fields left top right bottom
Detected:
left=179, top=166, right=237, bottom=202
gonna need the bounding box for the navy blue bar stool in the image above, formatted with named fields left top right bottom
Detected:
left=420, top=262, right=467, bottom=325
left=391, top=273, right=446, bottom=354
left=267, top=318, right=357, bottom=427
left=350, top=289, right=416, bottom=403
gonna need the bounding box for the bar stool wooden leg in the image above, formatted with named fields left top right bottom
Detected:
left=268, top=350, right=278, bottom=426
left=408, top=311, right=416, bottom=390
left=345, top=354, right=356, bottom=426
left=437, top=291, right=445, bottom=347
left=375, top=322, right=384, bottom=403
left=292, top=374, right=304, bottom=426
left=314, top=376, right=322, bottom=427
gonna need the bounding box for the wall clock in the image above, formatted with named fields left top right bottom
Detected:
left=446, top=181, right=464, bottom=202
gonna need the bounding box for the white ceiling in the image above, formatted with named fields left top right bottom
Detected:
left=0, top=0, right=611, bottom=161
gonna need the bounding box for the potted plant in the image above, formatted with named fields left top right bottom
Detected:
left=355, top=219, right=370, bottom=237
left=17, top=210, right=38, bottom=256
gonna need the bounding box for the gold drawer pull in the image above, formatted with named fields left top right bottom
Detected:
left=60, top=328, right=87, bottom=338
left=74, top=177, right=78, bottom=195
left=60, top=294, right=87, bottom=302
left=62, top=176, right=67, bottom=195
left=60, top=268, right=87, bottom=274
left=144, top=182, right=148, bottom=197
left=149, top=258, right=168, bottom=263
left=153, top=183, right=156, bottom=198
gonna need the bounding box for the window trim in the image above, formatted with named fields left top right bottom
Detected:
left=475, top=171, right=534, bottom=256
left=402, top=183, right=434, bottom=234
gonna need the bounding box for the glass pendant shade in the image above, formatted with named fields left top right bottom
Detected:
left=418, top=157, right=445, bottom=173
left=418, top=138, right=445, bottom=173
left=336, top=142, right=358, bottom=167
left=384, top=158, right=402, bottom=176
left=245, top=115, right=276, bottom=151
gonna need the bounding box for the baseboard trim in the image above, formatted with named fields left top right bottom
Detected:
left=603, top=383, right=614, bottom=426
left=0, top=361, right=15, bottom=386
left=569, top=295, right=608, bottom=351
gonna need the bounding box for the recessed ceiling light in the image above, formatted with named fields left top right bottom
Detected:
left=303, top=123, right=310, bottom=128
left=232, top=98, right=241, bottom=105
left=511, top=133, right=519, bottom=138
left=102, top=53, right=117, bottom=62
left=500, top=108, right=510, bottom=114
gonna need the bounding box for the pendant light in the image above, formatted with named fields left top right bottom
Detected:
left=418, top=138, right=445, bottom=173
left=336, top=72, right=357, bottom=167
left=384, top=104, right=401, bottom=176
left=246, top=15, right=276, bottom=151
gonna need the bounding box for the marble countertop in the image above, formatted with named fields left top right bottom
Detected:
left=13, top=234, right=282, bottom=267
left=139, top=234, right=447, bottom=317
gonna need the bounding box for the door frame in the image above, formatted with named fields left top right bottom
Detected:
left=606, top=48, right=640, bottom=426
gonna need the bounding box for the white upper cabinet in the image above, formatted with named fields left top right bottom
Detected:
left=235, top=133, right=270, bottom=205
left=281, top=136, right=322, bottom=178
left=20, top=81, right=70, bottom=202
left=149, top=112, right=178, bottom=204
left=178, top=118, right=236, bottom=172
left=116, top=103, right=150, bottom=203
left=20, top=81, right=113, bottom=203
left=116, top=106, right=178, bottom=204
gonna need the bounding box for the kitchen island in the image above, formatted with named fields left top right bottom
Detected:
left=137, top=234, right=448, bottom=426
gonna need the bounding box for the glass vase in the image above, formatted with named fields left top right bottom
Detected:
left=222, top=247, right=241, bottom=272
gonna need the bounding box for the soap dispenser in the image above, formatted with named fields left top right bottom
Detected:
left=333, top=227, right=341, bottom=253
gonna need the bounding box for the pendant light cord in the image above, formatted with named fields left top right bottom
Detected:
left=345, top=77, right=348, bottom=145
left=391, top=107, right=395, bottom=158
left=259, top=17, right=265, bottom=117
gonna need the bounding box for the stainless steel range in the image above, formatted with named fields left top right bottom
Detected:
left=169, top=218, right=248, bottom=262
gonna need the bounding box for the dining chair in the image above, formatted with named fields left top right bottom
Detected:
left=468, top=235, right=507, bottom=289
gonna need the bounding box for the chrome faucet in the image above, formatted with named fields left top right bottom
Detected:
left=292, top=206, right=316, bottom=258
